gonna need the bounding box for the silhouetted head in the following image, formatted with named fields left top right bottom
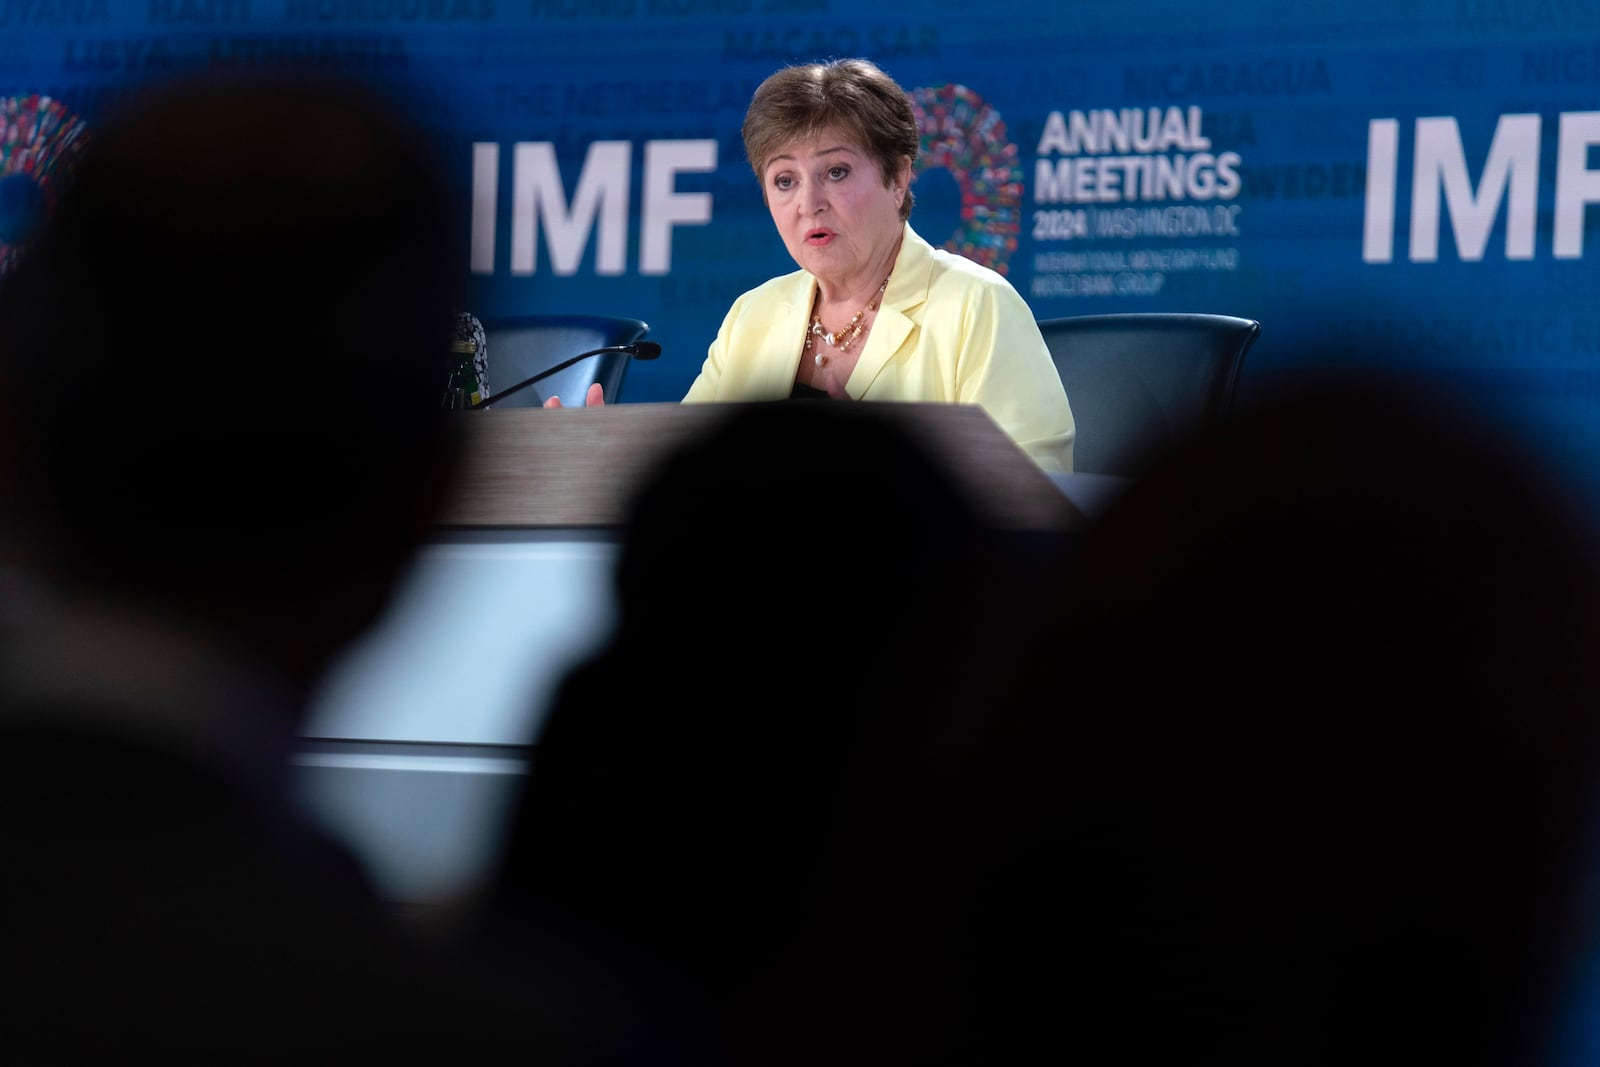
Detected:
left=0, top=73, right=466, bottom=693
left=614, top=399, right=988, bottom=643
left=487, top=399, right=1012, bottom=1063
left=963, top=369, right=1600, bottom=1065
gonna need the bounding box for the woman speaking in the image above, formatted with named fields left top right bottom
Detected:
left=551, top=57, right=1075, bottom=475
left=685, top=57, right=1074, bottom=473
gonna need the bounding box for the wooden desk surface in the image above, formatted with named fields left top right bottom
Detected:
left=438, top=401, right=1083, bottom=532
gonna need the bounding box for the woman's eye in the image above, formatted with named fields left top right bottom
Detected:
left=828, top=165, right=849, bottom=180
left=773, top=174, right=794, bottom=191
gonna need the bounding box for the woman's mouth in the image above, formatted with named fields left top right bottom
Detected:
left=805, top=229, right=833, bottom=245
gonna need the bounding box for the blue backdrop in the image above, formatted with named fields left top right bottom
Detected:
left=3, top=2, right=1599, bottom=505
left=0, top=5, right=1595, bottom=432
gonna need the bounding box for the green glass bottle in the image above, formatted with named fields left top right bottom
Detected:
left=445, top=337, right=483, bottom=409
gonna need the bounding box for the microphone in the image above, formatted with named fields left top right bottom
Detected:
left=467, top=340, right=662, bottom=410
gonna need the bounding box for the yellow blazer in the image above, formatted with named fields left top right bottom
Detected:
left=683, top=224, right=1076, bottom=473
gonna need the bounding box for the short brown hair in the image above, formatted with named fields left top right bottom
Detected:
left=742, top=58, right=918, bottom=222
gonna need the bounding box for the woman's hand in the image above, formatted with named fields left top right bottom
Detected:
left=543, top=383, right=606, bottom=408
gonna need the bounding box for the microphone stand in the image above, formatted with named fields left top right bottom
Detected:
left=464, top=342, right=660, bottom=410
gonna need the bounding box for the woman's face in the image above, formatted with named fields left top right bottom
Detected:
left=762, top=125, right=909, bottom=290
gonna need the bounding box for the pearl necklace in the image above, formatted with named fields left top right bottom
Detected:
left=809, top=277, right=889, bottom=367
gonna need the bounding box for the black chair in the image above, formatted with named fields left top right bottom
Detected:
left=478, top=313, right=650, bottom=407
left=1037, top=312, right=1260, bottom=477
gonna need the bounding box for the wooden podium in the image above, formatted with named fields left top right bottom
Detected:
left=438, top=401, right=1083, bottom=532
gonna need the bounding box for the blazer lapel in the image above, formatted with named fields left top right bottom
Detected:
left=847, top=225, right=933, bottom=397
left=755, top=274, right=815, bottom=398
